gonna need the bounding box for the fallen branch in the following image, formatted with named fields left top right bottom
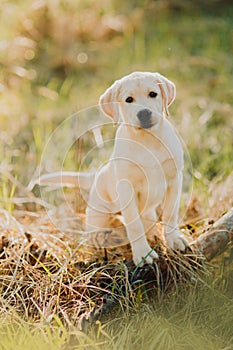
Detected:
left=191, top=207, right=233, bottom=261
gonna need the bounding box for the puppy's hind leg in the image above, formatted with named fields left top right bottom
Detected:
left=85, top=207, right=112, bottom=232
left=85, top=207, right=115, bottom=249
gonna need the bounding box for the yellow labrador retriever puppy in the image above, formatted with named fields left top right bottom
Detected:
left=38, top=72, right=189, bottom=265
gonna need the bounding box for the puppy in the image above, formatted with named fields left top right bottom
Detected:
left=38, top=72, right=189, bottom=265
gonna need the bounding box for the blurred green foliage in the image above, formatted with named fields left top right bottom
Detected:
left=0, top=0, right=232, bottom=201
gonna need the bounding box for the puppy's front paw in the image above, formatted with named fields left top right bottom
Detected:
left=132, top=242, right=158, bottom=266
left=165, top=229, right=189, bottom=251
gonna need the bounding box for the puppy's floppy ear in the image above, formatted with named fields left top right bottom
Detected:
left=154, top=73, right=176, bottom=116
left=99, top=80, right=120, bottom=123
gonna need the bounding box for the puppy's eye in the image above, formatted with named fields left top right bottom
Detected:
left=125, top=96, right=134, bottom=103
left=149, top=91, right=158, bottom=98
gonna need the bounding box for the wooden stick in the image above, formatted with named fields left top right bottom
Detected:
left=191, top=207, right=233, bottom=261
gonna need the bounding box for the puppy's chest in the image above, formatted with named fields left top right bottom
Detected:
left=114, top=129, right=171, bottom=167
left=129, top=164, right=167, bottom=205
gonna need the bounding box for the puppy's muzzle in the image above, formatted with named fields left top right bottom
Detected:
left=137, top=109, right=154, bottom=129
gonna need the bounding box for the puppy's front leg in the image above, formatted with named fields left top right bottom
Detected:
left=162, top=171, right=189, bottom=250
left=117, top=181, right=158, bottom=265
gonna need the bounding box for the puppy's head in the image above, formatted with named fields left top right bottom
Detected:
left=99, top=72, right=176, bottom=129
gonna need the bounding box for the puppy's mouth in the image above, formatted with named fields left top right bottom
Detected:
left=140, top=123, right=157, bottom=129
left=138, top=121, right=157, bottom=129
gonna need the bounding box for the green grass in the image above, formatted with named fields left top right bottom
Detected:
left=0, top=269, right=233, bottom=350
left=0, top=0, right=233, bottom=348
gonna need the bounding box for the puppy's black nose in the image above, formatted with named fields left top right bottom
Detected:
left=137, top=109, right=152, bottom=123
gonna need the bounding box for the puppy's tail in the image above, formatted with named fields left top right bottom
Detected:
left=31, top=171, right=95, bottom=192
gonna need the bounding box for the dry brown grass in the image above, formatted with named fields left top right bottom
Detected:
left=0, top=204, right=210, bottom=331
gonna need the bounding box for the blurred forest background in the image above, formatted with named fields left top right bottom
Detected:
left=0, top=0, right=233, bottom=349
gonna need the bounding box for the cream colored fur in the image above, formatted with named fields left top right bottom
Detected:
left=38, top=72, right=189, bottom=265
